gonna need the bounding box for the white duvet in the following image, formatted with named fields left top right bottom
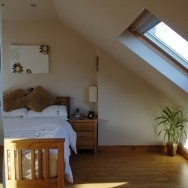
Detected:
left=3, top=117, right=77, bottom=183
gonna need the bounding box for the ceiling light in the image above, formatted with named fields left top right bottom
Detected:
left=30, top=4, right=37, bottom=7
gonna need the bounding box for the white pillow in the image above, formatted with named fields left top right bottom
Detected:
left=27, top=105, right=68, bottom=118
left=3, top=108, right=28, bottom=117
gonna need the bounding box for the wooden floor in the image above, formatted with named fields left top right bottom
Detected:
left=0, top=148, right=188, bottom=188
left=65, top=150, right=188, bottom=188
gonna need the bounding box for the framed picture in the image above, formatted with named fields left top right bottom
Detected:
left=10, top=45, right=49, bottom=74
left=88, top=111, right=95, bottom=119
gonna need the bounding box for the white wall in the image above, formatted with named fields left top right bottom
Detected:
left=2, top=20, right=188, bottom=146
left=0, top=6, right=3, bottom=146
left=98, top=50, right=188, bottom=145
left=2, top=21, right=97, bottom=114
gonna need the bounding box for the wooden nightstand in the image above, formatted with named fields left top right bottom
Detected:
left=68, top=118, right=98, bottom=153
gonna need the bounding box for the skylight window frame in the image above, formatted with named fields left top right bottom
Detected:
left=145, top=27, right=188, bottom=70
left=128, top=9, right=188, bottom=74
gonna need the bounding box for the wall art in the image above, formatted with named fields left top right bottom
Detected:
left=10, top=45, right=49, bottom=74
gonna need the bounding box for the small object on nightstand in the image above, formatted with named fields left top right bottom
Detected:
left=88, top=111, right=95, bottom=119
left=74, top=108, right=80, bottom=118
left=79, top=114, right=84, bottom=120
left=82, top=113, right=86, bottom=119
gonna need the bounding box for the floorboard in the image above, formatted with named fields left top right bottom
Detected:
left=0, top=148, right=187, bottom=187
left=65, top=150, right=188, bottom=188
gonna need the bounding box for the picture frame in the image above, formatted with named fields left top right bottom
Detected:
left=10, top=44, right=49, bottom=74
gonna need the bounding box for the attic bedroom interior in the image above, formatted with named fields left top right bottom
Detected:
left=0, top=0, right=188, bottom=188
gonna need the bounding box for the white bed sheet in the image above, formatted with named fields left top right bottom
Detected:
left=3, top=117, right=77, bottom=183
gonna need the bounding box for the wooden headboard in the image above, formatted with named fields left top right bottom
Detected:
left=55, top=97, right=70, bottom=118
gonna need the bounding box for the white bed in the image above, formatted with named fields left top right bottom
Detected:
left=3, top=117, right=77, bottom=183
left=3, top=90, right=76, bottom=185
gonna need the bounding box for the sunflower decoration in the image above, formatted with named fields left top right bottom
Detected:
left=12, top=62, right=24, bottom=73
left=39, top=45, right=49, bottom=55
left=26, top=69, right=32, bottom=74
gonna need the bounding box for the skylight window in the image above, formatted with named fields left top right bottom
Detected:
left=145, top=22, right=188, bottom=69
left=128, top=9, right=188, bottom=72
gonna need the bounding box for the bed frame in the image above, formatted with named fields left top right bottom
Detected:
left=4, top=96, right=70, bottom=188
left=4, top=138, right=65, bottom=188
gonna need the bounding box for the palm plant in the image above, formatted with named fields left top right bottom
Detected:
left=156, top=106, right=188, bottom=146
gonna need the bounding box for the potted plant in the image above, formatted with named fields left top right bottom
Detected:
left=156, top=106, right=188, bottom=156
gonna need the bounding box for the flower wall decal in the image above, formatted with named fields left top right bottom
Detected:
left=39, top=45, right=49, bottom=55
left=12, top=62, right=24, bottom=73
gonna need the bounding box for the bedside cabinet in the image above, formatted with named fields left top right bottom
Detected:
left=68, top=118, right=98, bottom=153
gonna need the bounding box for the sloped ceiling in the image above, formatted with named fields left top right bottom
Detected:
left=1, top=0, right=58, bottom=21
left=2, top=0, right=188, bottom=99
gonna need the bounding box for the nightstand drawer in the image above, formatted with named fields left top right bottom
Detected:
left=71, top=123, right=95, bottom=131
left=77, top=131, right=94, bottom=140
left=77, top=132, right=94, bottom=148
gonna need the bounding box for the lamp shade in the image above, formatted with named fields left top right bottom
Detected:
left=89, top=86, right=97, bottom=102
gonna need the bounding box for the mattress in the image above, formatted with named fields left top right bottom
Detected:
left=3, top=117, right=77, bottom=183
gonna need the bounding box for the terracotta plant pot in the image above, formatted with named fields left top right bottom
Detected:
left=166, top=143, right=178, bottom=157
